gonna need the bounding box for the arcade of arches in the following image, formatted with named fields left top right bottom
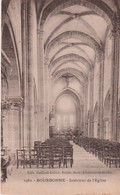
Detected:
left=1, top=0, right=120, bottom=151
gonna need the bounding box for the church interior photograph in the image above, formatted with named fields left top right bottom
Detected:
left=1, top=0, right=120, bottom=194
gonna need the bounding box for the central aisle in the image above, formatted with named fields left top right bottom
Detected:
left=2, top=142, right=120, bottom=195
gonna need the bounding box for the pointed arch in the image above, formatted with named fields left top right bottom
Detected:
left=39, top=0, right=114, bottom=29
left=2, top=20, right=21, bottom=96
left=53, top=67, right=88, bottom=84
left=49, top=53, right=93, bottom=74
left=55, top=88, right=82, bottom=106
left=46, top=31, right=102, bottom=56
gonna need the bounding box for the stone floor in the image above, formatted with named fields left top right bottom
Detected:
left=1, top=142, right=120, bottom=195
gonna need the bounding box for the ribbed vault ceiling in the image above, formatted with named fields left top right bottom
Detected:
left=40, top=1, right=114, bottom=100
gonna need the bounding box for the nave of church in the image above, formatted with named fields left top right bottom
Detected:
left=1, top=0, right=120, bottom=192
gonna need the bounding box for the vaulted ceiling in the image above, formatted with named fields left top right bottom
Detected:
left=2, top=0, right=118, bottom=102
left=38, top=0, right=118, bottom=101
left=38, top=1, right=116, bottom=101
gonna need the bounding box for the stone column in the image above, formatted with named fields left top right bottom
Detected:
left=83, top=82, right=88, bottom=135
left=110, top=22, right=120, bottom=141
left=89, top=68, right=94, bottom=137
left=34, top=98, right=38, bottom=141
left=21, top=0, right=28, bottom=148
left=87, top=111, right=90, bottom=137
left=7, top=97, right=23, bottom=151
left=80, top=105, right=84, bottom=132
left=51, top=80, right=55, bottom=107
left=1, top=101, right=11, bottom=147
left=44, top=57, right=49, bottom=139
left=19, top=105, right=23, bottom=149
left=118, top=111, right=120, bottom=142
left=49, top=75, right=53, bottom=112
left=76, top=109, right=80, bottom=129
left=27, top=0, right=35, bottom=147
left=98, top=52, right=104, bottom=139
left=48, top=75, right=53, bottom=135
left=37, top=28, right=45, bottom=142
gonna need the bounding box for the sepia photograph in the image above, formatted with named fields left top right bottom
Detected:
left=1, top=0, right=120, bottom=194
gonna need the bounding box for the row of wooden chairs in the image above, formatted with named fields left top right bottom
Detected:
left=16, top=148, right=73, bottom=169
left=42, top=138, right=73, bottom=168
left=52, top=133, right=73, bottom=140
left=74, top=137, right=120, bottom=168
left=17, top=138, right=73, bottom=169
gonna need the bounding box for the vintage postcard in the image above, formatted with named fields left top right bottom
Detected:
left=1, top=0, right=120, bottom=195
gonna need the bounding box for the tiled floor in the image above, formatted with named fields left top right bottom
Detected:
left=2, top=142, right=120, bottom=195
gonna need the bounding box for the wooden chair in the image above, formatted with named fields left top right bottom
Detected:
left=117, top=147, right=120, bottom=168
left=40, top=146, right=52, bottom=168
left=101, top=145, right=110, bottom=165
left=102, top=145, right=117, bottom=167
left=98, top=144, right=104, bottom=161
left=107, top=147, right=118, bottom=168
left=29, top=149, right=38, bottom=168
left=16, top=150, right=25, bottom=168
left=51, top=147, right=63, bottom=168
left=63, top=146, right=73, bottom=168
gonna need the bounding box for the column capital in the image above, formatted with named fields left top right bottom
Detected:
left=7, top=97, right=23, bottom=109
left=111, top=17, right=120, bottom=37
left=112, top=28, right=120, bottom=37
left=1, top=100, right=12, bottom=119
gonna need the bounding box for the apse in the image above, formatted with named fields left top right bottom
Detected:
left=55, top=94, right=76, bottom=132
